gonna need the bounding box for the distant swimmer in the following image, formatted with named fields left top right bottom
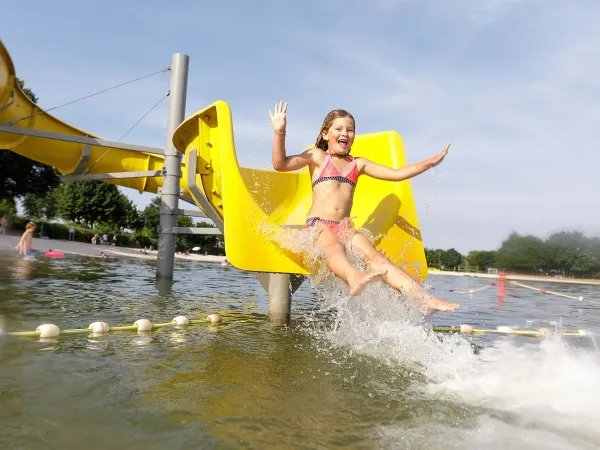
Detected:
left=269, top=101, right=458, bottom=315
left=221, top=258, right=229, bottom=267
left=14, top=222, right=36, bottom=259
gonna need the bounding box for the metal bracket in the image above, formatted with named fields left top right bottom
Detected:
left=60, top=170, right=162, bottom=182
left=177, top=208, right=207, bottom=218
left=67, top=144, right=92, bottom=175
left=173, top=226, right=221, bottom=235
left=0, top=124, right=164, bottom=154
left=255, top=273, right=305, bottom=294
left=156, top=226, right=222, bottom=235
left=186, top=148, right=224, bottom=232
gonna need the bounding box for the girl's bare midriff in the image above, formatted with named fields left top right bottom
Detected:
left=308, top=182, right=354, bottom=221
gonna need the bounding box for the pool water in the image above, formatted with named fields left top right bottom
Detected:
left=1, top=254, right=599, bottom=449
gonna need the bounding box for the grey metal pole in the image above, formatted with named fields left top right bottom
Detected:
left=157, top=53, right=189, bottom=280
left=267, top=273, right=292, bottom=323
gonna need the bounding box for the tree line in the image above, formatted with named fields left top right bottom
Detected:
left=0, top=79, right=223, bottom=254
left=426, top=230, right=600, bottom=279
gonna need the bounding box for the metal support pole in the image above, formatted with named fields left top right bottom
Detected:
left=157, top=53, right=189, bottom=280
left=267, top=273, right=292, bottom=324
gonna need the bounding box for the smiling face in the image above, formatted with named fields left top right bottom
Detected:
left=314, top=109, right=356, bottom=154
left=322, top=116, right=356, bottom=155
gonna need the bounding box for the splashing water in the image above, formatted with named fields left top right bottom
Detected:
left=307, top=277, right=600, bottom=446
left=272, top=220, right=600, bottom=445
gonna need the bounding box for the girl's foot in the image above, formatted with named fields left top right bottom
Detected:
left=423, top=298, right=459, bottom=315
left=348, top=270, right=387, bottom=296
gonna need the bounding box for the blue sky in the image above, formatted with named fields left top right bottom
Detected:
left=3, top=0, right=599, bottom=253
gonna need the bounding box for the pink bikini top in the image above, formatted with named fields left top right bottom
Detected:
left=312, top=154, right=359, bottom=188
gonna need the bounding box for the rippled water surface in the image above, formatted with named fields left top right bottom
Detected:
left=1, top=253, right=599, bottom=449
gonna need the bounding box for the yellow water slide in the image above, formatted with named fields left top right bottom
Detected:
left=172, top=102, right=428, bottom=279
left=0, top=40, right=428, bottom=280
left=0, top=41, right=172, bottom=196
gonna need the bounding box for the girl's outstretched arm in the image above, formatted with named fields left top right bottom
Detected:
left=270, top=101, right=314, bottom=172
left=361, top=142, right=450, bottom=181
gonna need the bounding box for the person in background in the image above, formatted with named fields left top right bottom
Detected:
left=0, top=214, right=8, bottom=235
left=14, top=222, right=36, bottom=257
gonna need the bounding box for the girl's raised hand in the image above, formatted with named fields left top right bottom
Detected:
left=430, top=142, right=451, bottom=167
left=269, top=101, right=288, bottom=133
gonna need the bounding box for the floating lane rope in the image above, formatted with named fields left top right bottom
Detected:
left=1, top=314, right=592, bottom=341
left=510, top=281, right=600, bottom=306
left=450, top=282, right=496, bottom=295
left=433, top=324, right=590, bottom=337
left=2, top=314, right=225, bottom=339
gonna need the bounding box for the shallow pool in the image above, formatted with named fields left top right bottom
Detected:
left=1, top=253, right=599, bottom=449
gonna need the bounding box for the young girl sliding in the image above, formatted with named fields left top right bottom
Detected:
left=269, top=101, right=458, bottom=315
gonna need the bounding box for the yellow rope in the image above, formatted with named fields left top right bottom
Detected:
left=433, top=326, right=589, bottom=337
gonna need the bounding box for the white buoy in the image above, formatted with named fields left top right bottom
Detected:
left=578, top=329, right=588, bottom=336
left=172, top=316, right=190, bottom=326
left=578, top=296, right=584, bottom=302
left=468, top=289, right=475, bottom=294
left=134, top=319, right=153, bottom=332
left=459, top=324, right=473, bottom=333
left=88, top=322, right=110, bottom=334
left=37, top=323, right=60, bottom=338
left=207, top=314, right=222, bottom=324
left=496, top=326, right=512, bottom=333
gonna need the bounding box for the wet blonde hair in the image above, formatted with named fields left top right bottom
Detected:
left=314, top=109, right=356, bottom=152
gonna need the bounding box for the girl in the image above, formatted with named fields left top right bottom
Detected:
left=269, top=101, right=458, bottom=315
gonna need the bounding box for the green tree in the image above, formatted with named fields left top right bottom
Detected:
left=124, top=199, right=144, bottom=231
left=191, top=221, right=224, bottom=253
left=22, top=190, right=58, bottom=220
left=0, top=198, right=16, bottom=215
left=139, top=197, right=223, bottom=252
left=544, top=231, right=600, bottom=277
left=495, top=232, right=549, bottom=273
left=141, top=196, right=161, bottom=237
left=176, top=215, right=194, bottom=250
left=55, top=180, right=131, bottom=228
left=16, top=78, right=39, bottom=103
left=425, top=248, right=446, bottom=269
left=467, top=250, right=497, bottom=271
left=441, top=248, right=462, bottom=269
left=0, top=78, right=60, bottom=201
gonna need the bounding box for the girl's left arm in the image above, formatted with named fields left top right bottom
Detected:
left=360, top=142, right=450, bottom=182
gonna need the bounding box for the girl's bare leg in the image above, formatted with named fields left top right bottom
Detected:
left=314, top=223, right=386, bottom=296
left=348, top=233, right=459, bottom=315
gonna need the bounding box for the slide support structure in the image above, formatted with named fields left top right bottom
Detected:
left=157, top=53, right=189, bottom=280
left=267, top=273, right=292, bottom=324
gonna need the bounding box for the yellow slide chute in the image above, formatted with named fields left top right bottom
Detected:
left=0, top=41, right=170, bottom=196
left=172, top=102, right=428, bottom=279
left=0, top=40, right=428, bottom=280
